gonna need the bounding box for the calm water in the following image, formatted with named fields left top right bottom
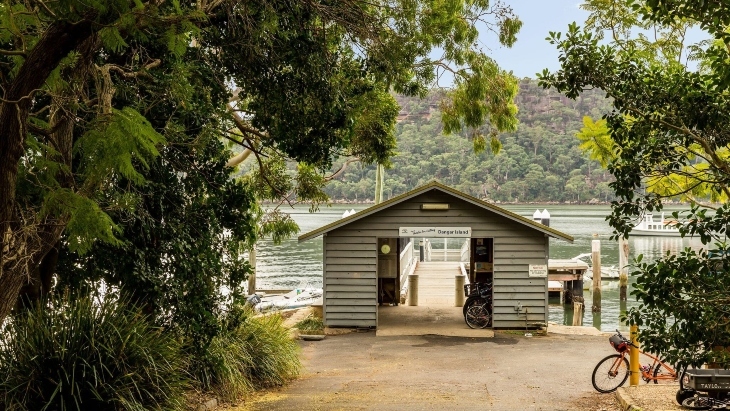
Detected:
left=255, top=204, right=705, bottom=331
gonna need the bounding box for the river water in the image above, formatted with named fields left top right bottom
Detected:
left=254, top=204, right=704, bottom=332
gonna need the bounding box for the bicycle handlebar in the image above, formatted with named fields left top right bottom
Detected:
left=615, top=329, right=639, bottom=348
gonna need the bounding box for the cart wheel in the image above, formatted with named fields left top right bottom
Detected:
left=676, top=389, right=695, bottom=405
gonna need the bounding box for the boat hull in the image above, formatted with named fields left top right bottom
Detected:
left=630, top=228, right=682, bottom=237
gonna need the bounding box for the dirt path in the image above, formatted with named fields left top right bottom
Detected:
left=233, top=331, right=624, bottom=411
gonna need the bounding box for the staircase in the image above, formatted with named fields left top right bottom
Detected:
left=413, top=261, right=463, bottom=306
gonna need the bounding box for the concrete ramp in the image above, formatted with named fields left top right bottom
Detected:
left=376, top=262, right=492, bottom=337
left=376, top=305, right=493, bottom=337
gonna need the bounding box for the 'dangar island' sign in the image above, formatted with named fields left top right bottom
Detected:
left=399, top=227, right=471, bottom=237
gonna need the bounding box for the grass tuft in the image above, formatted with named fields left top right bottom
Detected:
left=0, top=293, right=188, bottom=411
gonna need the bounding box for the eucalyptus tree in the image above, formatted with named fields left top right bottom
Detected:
left=0, top=0, right=524, bottom=325
left=539, top=0, right=730, bottom=367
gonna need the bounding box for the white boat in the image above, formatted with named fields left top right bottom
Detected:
left=254, top=287, right=323, bottom=312
left=631, top=212, right=683, bottom=237
left=572, top=253, right=620, bottom=281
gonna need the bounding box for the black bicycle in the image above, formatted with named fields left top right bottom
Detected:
left=463, top=282, right=493, bottom=329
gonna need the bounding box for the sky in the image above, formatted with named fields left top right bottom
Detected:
left=482, top=0, right=709, bottom=79
left=484, top=0, right=590, bottom=79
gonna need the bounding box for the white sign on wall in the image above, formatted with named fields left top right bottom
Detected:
left=399, top=227, right=471, bottom=238
left=528, top=264, right=548, bottom=278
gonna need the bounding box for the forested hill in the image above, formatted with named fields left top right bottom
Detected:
left=323, top=78, right=615, bottom=203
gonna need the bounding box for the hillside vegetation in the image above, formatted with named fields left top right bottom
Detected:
left=324, top=79, right=615, bottom=203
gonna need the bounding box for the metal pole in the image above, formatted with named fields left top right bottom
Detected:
left=444, top=238, right=447, bottom=261
left=419, top=240, right=424, bottom=262
left=629, top=325, right=640, bottom=386
left=592, top=238, right=601, bottom=312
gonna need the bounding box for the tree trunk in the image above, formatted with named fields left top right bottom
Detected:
left=0, top=17, right=97, bottom=322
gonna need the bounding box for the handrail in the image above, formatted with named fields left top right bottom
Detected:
left=399, top=239, right=413, bottom=282
left=460, top=238, right=469, bottom=262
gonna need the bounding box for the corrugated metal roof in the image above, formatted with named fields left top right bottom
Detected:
left=298, top=181, right=574, bottom=243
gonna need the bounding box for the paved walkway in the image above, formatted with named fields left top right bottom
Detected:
left=377, top=305, right=494, bottom=337
left=238, top=331, right=609, bottom=411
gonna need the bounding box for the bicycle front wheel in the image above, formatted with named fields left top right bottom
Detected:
left=463, top=296, right=486, bottom=316
left=465, top=305, right=491, bottom=329
left=592, top=354, right=629, bottom=393
left=681, top=395, right=712, bottom=410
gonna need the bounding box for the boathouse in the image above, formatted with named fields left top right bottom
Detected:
left=298, top=181, right=574, bottom=329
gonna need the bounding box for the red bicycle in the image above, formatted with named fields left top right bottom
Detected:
left=592, top=330, right=678, bottom=393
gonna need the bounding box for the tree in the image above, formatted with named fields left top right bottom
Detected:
left=0, top=0, right=525, bottom=322
left=539, top=0, right=730, bottom=368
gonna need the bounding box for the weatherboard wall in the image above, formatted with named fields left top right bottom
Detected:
left=322, top=189, right=549, bottom=328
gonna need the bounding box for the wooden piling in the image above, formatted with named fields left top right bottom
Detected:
left=592, top=239, right=601, bottom=312
left=572, top=298, right=584, bottom=326
left=247, top=246, right=257, bottom=295
left=619, top=236, right=629, bottom=302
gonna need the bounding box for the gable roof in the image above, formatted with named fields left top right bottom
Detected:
left=298, top=181, right=574, bottom=243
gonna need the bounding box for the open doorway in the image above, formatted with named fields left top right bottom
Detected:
left=377, top=238, right=399, bottom=304
left=470, top=238, right=494, bottom=284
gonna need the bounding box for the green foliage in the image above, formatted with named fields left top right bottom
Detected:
left=576, top=116, right=617, bottom=168
left=200, top=305, right=301, bottom=400
left=0, top=293, right=189, bottom=411
left=41, top=189, right=122, bottom=254
left=626, top=239, right=730, bottom=369
left=76, top=107, right=165, bottom=187
left=539, top=0, right=730, bottom=369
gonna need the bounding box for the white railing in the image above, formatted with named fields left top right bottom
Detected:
left=399, top=239, right=413, bottom=281
left=460, top=238, right=470, bottom=262
left=399, top=239, right=418, bottom=303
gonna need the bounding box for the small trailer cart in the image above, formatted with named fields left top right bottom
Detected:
left=679, top=369, right=730, bottom=409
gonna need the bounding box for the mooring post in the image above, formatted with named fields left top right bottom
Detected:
left=619, top=236, right=629, bottom=302
left=592, top=238, right=601, bottom=312
left=247, top=246, right=257, bottom=295
left=454, top=274, right=465, bottom=307
left=407, top=274, right=419, bottom=306
left=572, top=298, right=584, bottom=326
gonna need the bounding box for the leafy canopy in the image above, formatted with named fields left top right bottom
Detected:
left=539, top=0, right=730, bottom=368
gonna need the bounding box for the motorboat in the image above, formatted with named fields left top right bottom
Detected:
left=254, top=287, right=323, bottom=312
left=572, top=253, right=620, bottom=281
left=631, top=212, right=683, bottom=237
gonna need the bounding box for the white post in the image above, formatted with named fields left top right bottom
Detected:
left=444, top=238, right=447, bottom=261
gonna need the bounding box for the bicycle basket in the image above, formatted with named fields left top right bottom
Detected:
left=609, top=334, right=628, bottom=353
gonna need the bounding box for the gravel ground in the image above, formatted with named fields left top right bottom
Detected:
left=620, top=385, right=684, bottom=411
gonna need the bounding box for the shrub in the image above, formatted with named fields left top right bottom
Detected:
left=197, top=305, right=301, bottom=401
left=0, top=293, right=189, bottom=411
left=295, top=315, right=325, bottom=334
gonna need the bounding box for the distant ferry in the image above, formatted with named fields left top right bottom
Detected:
left=632, top=213, right=683, bottom=237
